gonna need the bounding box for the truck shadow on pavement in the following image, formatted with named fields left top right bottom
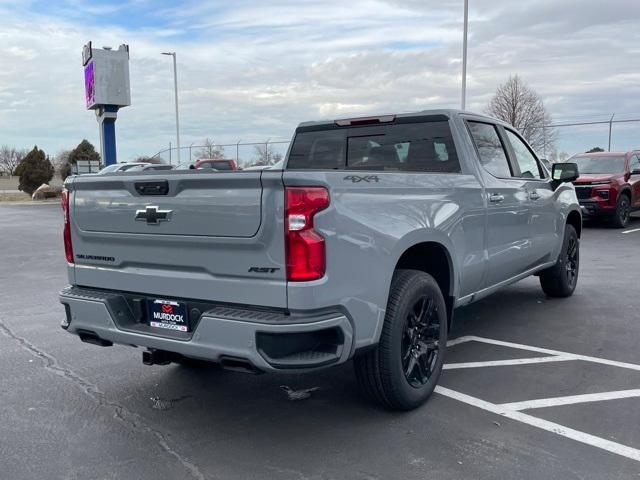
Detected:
left=101, top=272, right=639, bottom=477
left=133, top=283, right=559, bottom=425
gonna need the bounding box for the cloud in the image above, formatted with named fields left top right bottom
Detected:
left=0, top=0, right=639, bottom=161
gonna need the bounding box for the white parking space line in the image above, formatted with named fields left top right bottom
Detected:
left=436, top=386, right=640, bottom=463
left=499, top=389, right=640, bottom=411
left=440, top=337, right=640, bottom=462
left=622, top=228, right=640, bottom=234
left=458, top=336, right=640, bottom=372
left=446, top=336, right=476, bottom=347
left=443, top=355, right=575, bottom=370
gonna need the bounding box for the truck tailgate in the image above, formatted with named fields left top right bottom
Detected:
left=68, top=171, right=287, bottom=308
left=74, top=174, right=262, bottom=237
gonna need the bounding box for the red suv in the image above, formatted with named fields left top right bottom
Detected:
left=193, top=158, right=238, bottom=171
left=570, top=151, right=640, bottom=227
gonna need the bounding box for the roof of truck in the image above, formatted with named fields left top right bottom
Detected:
left=296, top=109, right=501, bottom=129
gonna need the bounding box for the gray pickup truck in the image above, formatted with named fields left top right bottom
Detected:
left=59, top=109, right=581, bottom=410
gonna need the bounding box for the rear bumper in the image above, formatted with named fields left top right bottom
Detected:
left=59, top=286, right=354, bottom=372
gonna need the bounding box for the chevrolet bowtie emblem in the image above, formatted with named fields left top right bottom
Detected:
left=135, top=206, right=172, bottom=224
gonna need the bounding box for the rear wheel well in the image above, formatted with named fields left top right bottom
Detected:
left=567, top=210, right=582, bottom=238
left=394, top=242, right=454, bottom=324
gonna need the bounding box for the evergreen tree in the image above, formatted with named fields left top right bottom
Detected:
left=15, top=146, right=54, bottom=195
left=61, top=139, right=100, bottom=179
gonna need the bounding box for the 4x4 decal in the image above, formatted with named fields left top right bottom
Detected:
left=343, top=175, right=380, bottom=183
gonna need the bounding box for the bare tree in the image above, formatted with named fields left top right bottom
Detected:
left=194, top=138, right=225, bottom=159
left=252, top=145, right=283, bottom=166
left=52, top=149, right=71, bottom=178
left=0, top=145, right=25, bottom=177
left=485, top=75, right=556, bottom=155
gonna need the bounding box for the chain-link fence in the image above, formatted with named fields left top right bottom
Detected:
left=150, top=140, right=291, bottom=168
left=537, top=114, right=640, bottom=160
left=150, top=114, right=640, bottom=167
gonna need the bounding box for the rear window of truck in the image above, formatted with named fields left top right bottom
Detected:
left=287, top=120, right=460, bottom=173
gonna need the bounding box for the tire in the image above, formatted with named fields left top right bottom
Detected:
left=539, top=224, right=579, bottom=297
left=354, top=269, right=448, bottom=411
left=612, top=194, right=631, bottom=228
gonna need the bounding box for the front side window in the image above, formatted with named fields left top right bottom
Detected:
left=467, top=121, right=512, bottom=178
left=505, top=130, right=542, bottom=179
left=287, top=120, right=460, bottom=173
left=629, top=155, right=640, bottom=172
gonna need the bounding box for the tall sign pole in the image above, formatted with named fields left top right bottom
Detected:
left=461, top=0, right=469, bottom=110
left=82, top=42, right=131, bottom=166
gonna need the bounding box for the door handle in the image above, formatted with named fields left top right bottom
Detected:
left=529, top=191, right=540, bottom=200
left=488, top=193, right=504, bottom=203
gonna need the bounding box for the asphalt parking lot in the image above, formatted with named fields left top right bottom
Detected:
left=1, top=203, right=639, bottom=480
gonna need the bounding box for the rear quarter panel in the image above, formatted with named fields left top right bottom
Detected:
left=283, top=169, right=486, bottom=350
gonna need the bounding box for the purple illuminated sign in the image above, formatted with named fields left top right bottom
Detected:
left=84, top=60, right=95, bottom=108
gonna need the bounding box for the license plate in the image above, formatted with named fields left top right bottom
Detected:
left=147, top=299, right=189, bottom=332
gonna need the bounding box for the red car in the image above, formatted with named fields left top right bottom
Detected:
left=570, top=151, right=640, bottom=227
left=193, top=158, right=238, bottom=171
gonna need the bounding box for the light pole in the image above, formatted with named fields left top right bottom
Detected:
left=608, top=113, right=615, bottom=151
left=461, top=0, right=469, bottom=110
left=162, top=51, right=180, bottom=164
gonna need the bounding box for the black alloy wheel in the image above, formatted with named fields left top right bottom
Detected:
left=613, top=195, right=630, bottom=228
left=539, top=224, right=579, bottom=298
left=401, top=296, right=441, bottom=388
left=565, top=234, right=579, bottom=290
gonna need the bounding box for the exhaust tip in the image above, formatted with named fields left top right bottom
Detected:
left=77, top=330, right=113, bottom=347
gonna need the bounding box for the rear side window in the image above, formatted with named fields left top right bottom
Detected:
left=467, top=121, right=512, bottom=178
left=288, top=131, right=345, bottom=170
left=287, top=121, right=460, bottom=173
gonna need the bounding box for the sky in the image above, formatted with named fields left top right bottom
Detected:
left=1, top=0, right=639, bottom=163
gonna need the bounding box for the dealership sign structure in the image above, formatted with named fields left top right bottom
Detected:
left=82, top=42, right=131, bottom=166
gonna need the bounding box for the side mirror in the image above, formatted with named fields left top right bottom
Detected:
left=552, top=162, right=579, bottom=185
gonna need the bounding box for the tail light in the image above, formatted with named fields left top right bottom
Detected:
left=61, top=189, right=74, bottom=263
left=285, top=186, right=330, bottom=281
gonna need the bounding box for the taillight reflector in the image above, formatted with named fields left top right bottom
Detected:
left=285, top=187, right=330, bottom=281
left=61, top=189, right=74, bottom=263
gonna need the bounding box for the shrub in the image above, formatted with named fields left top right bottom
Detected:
left=15, top=146, right=54, bottom=195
